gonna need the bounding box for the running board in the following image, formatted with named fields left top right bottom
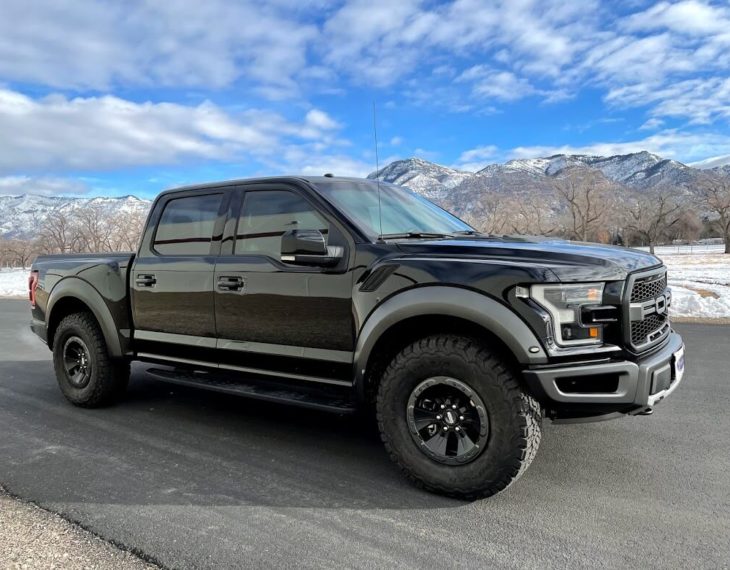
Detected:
left=145, top=367, right=357, bottom=414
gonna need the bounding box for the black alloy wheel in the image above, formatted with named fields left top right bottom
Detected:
left=62, top=335, right=93, bottom=389
left=406, top=376, right=489, bottom=465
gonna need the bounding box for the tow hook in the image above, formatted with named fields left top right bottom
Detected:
left=638, top=407, right=654, bottom=416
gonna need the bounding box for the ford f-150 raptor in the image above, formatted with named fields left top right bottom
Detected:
left=29, top=176, right=685, bottom=498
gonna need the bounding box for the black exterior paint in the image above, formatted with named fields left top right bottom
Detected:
left=30, top=175, right=674, bottom=418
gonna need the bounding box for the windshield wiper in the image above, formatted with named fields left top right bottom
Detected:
left=379, top=231, right=454, bottom=240
left=452, top=230, right=483, bottom=236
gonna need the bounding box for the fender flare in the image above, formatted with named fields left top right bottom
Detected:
left=353, top=286, right=548, bottom=387
left=46, top=277, right=125, bottom=358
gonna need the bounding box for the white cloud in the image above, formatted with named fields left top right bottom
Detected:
left=455, top=145, right=499, bottom=171
left=509, top=130, right=730, bottom=164
left=623, top=1, right=730, bottom=37
left=0, top=0, right=317, bottom=93
left=689, top=154, right=730, bottom=169
left=294, top=154, right=374, bottom=178
left=389, top=136, right=404, bottom=146
left=639, top=118, right=665, bottom=130
left=0, top=89, right=343, bottom=172
left=0, top=176, right=89, bottom=196
left=304, top=109, right=341, bottom=131
left=1, top=0, right=727, bottom=127
left=458, top=66, right=535, bottom=101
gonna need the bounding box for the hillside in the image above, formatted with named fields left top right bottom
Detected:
left=2, top=151, right=728, bottom=238
left=0, top=194, right=150, bottom=239
left=366, top=151, right=729, bottom=224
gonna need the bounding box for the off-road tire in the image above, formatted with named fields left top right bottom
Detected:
left=376, top=334, right=542, bottom=499
left=52, top=312, right=129, bottom=408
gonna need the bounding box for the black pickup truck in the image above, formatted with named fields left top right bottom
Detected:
left=29, top=176, right=685, bottom=498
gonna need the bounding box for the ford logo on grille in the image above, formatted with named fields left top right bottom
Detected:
left=629, top=289, right=671, bottom=322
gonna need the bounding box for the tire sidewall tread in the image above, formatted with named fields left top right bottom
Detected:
left=376, top=334, right=542, bottom=499
left=52, top=312, right=129, bottom=408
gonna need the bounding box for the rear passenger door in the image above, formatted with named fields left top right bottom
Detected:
left=131, top=190, right=228, bottom=364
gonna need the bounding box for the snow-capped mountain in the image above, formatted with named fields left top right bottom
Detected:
left=367, top=151, right=730, bottom=223
left=0, top=194, right=150, bottom=239
left=369, top=157, right=472, bottom=201
left=3, top=151, right=728, bottom=239
left=372, top=151, right=725, bottom=200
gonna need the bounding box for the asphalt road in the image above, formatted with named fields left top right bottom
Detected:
left=1, top=299, right=728, bottom=569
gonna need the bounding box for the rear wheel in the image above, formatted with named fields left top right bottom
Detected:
left=376, top=334, right=542, bottom=499
left=52, top=312, right=129, bottom=407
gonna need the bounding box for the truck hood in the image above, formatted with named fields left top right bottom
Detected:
left=394, top=236, right=661, bottom=281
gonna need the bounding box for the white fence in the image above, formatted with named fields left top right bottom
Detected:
left=635, top=244, right=726, bottom=255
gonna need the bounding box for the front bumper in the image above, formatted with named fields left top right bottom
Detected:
left=523, top=331, right=685, bottom=418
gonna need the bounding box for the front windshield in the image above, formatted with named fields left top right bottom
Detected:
left=315, top=180, right=474, bottom=239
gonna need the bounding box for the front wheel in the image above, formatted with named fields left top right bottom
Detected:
left=376, top=335, right=542, bottom=499
left=52, top=312, right=129, bottom=408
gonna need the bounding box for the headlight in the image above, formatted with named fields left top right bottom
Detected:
left=521, top=283, right=605, bottom=347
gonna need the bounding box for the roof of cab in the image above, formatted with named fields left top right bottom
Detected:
left=157, top=175, right=376, bottom=198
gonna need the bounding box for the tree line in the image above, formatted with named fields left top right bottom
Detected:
left=1, top=171, right=730, bottom=268
left=454, top=167, right=730, bottom=254
left=0, top=203, right=148, bottom=268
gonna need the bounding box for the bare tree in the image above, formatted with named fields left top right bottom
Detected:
left=553, top=167, right=615, bottom=242
left=74, top=202, right=113, bottom=253
left=39, top=209, right=80, bottom=253
left=700, top=176, right=730, bottom=254
left=460, top=194, right=514, bottom=235
left=671, top=209, right=703, bottom=243
left=625, top=188, right=681, bottom=254
left=508, top=198, right=559, bottom=236
left=5, top=239, right=37, bottom=268
left=109, top=208, right=148, bottom=251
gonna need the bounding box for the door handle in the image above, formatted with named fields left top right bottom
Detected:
left=217, top=276, right=244, bottom=291
left=136, top=274, right=156, bottom=287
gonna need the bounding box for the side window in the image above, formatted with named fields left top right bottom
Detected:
left=153, top=194, right=223, bottom=255
left=236, top=190, right=328, bottom=258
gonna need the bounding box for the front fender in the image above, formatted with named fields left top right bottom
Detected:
left=353, top=286, right=548, bottom=387
left=46, top=277, right=128, bottom=358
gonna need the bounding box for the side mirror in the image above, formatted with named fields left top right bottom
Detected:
left=281, top=229, right=342, bottom=267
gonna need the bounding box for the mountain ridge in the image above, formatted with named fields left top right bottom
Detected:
left=0, top=194, right=151, bottom=239
left=2, top=151, right=728, bottom=239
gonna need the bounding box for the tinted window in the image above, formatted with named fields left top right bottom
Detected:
left=236, top=190, right=327, bottom=258
left=154, top=194, right=222, bottom=255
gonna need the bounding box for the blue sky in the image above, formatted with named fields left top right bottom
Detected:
left=1, top=0, right=730, bottom=198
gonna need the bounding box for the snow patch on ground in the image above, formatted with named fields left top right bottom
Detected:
left=0, top=268, right=27, bottom=297
left=660, top=252, right=730, bottom=319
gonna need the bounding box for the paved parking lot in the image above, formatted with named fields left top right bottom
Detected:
left=0, top=299, right=728, bottom=569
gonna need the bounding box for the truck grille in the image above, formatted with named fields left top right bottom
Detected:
left=625, top=268, right=671, bottom=352
left=631, top=313, right=668, bottom=346
left=630, top=274, right=667, bottom=303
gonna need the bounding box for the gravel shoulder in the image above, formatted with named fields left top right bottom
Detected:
left=0, top=487, right=156, bottom=570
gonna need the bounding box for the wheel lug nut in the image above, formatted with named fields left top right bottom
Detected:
left=452, top=404, right=457, bottom=409
left=436, top=415, right=442, bottom=420
left=455, top=427, right=461, bottom=432
left=459, top=415, right=464, bottom=421
left=440, top=404, right=445, bottom=409
left=443, top=426, right=449, bottom=431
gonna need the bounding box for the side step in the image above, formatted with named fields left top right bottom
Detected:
left=145, top=367, right=357, bottom=415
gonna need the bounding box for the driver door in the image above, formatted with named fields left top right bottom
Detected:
left=214, top=184, right=354, bottom=379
